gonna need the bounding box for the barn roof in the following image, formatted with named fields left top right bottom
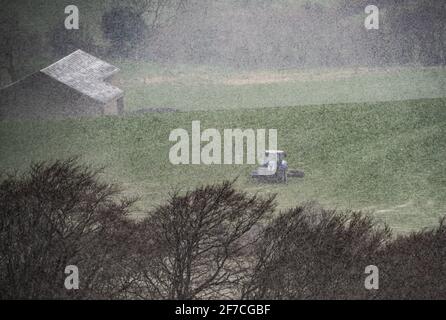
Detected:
left=41, top=50, right=123, bottom=103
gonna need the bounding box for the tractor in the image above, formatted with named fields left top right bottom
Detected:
left=251, top=150, right=304, bottom=183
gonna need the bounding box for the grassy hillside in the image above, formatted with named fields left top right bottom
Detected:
left=115, top=63, right=446, bottom=111
left=1, top=98, right=445, bottom=232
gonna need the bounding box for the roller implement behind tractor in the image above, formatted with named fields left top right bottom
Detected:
left=251, top=150, right=304, bottom=183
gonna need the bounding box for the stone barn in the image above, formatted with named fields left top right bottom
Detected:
left=0, top=50, right=124, bottom=120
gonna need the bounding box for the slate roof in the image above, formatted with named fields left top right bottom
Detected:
left=41, top=50, right=123, bottom=103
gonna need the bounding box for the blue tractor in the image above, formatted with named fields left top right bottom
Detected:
left=251, top=150, right=289, bottom=183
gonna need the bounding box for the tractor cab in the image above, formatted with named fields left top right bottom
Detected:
left=251, top=150, right=304, bottom=183
left=252, top=150, right=288, bottom=182
left=261, top=150, right=287, bottom=166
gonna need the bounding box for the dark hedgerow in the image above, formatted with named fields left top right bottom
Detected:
left=376, top=218, right=446, bottom=300
left=1, top=159, right=446, bottom=299
left=243, top=203, right=392, bottom=300
left=0, top=159, right=137, bottom=299
left=131, top=181, right=276, bottom=300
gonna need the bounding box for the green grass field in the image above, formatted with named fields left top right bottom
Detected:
left=1, top=97, right=445, bottom=233
left=115, top=63, right=446, bottom=111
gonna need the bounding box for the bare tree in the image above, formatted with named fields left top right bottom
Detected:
left=102, top=0, right=188, bottom=57
left=126, top=0, right=188, bottom=30
left=244, top=203, right=391, bottom=300
left=0, top=159, right=137, bottom=299
left=131, top=181, right=276, bottom=299
left=377, top=217, right=446, bottom=299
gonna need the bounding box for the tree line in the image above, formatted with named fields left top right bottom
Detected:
left=1, top=0, right=446, bottom=86
left=1, top=159, right=445, bottom=299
